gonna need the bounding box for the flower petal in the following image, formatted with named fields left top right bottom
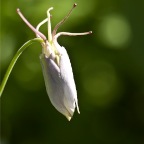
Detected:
left=59, top=46, right=80, bottom=114
left=40, top=52, right=79, bottom=120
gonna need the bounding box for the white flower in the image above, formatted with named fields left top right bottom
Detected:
left=17, top=4, right=92, bottom=120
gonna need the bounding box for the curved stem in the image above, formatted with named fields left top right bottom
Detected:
left=0, top=38, right=43, bottom=97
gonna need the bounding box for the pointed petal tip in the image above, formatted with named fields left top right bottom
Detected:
left=66, top=116, right=72, bottom=121
left=77, top=107, right=80, bottom=114
left=76, top=102, right=80, bottom=114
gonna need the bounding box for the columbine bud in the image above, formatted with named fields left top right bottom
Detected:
left=17, top=4, right=92, bottom=120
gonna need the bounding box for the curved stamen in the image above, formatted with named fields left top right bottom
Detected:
left=36, top=18, right=48, bottom=31
left=52, top=3, right=77, bottom=38
left=54, top=31, right=92, bottom=40
left=17, top=8, right=47, bottom=41
left=47, top=7, right=53, bottom=43
left=36, top=18, right=48, bottom=38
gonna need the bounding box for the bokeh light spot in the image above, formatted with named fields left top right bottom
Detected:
left=98, top=14, right=132, bottom=49
left=82, top=60, right=122, bottom=107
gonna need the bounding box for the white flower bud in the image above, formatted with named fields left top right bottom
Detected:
left=17, top=3, right=92, bottom=120
left=40, top=43, right=80, bottom=120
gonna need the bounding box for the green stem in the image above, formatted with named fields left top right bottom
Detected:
left=0, top=38, right=43, bottom=97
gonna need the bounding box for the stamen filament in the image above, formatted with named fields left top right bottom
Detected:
left=54, top=31, right=92, bottom=40
left=36, top=18, right=48, bottom=31
left=52, top=3, right=77, bottom=38
left=17, top=8, right=47, bottom=41
left=36, top=18, right=48, bottom=38
left=47, top=7, right=53, bottom=43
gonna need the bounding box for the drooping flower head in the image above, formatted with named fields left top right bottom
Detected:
left=17, top=4, right=92, bottom=120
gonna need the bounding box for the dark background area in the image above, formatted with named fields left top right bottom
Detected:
left=1, top=0, right=144, bottom=144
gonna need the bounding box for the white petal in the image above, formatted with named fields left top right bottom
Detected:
left=59, top=46, right=80, bottom=114
left=40, top=51, right=79, bottom=120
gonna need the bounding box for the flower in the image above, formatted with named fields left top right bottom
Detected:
left=17, top=4, right=92, bottom=120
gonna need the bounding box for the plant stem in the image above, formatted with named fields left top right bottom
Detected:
left=0, top=38, right=43, bottom=97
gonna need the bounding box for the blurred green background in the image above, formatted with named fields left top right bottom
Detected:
left=1, top=0, right=144, bottom=144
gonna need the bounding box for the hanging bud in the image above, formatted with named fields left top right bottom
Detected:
left=17, top=4, right=92, bottom=120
